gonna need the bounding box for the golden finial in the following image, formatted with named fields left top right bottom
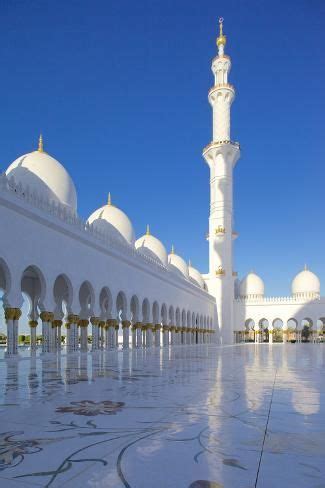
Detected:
left=146, top=224, right=150, bottom=236
left=217, top=17, right=227, bottom=48
left=107, top=192, right=112, bottom=206
left=171, top=244, right=175, bottom=255
left=38, top=134, right=44, bottom=152
left=304, top=264, right=308, bottom=271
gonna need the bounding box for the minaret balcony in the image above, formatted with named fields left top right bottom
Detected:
left=208, top=83, right=234, bottom=97
left=203, top=140, right=240, bottom=157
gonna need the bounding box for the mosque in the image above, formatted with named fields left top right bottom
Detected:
left=0, top=19, right=324, bottom=356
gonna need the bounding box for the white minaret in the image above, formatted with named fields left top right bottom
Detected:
left=203, top=18, right=240, bottom=344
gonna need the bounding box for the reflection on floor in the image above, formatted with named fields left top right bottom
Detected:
left=0, top=344, right=324, bottom=487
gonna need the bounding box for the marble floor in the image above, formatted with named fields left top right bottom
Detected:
left=0, top=344, right=324, bottom=487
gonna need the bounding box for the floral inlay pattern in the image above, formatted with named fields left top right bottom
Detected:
left=56, top=400, right=125, bottom=416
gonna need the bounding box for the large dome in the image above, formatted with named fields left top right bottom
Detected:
left=291, top=266, right=320, bottom=297
left=87, top=195, right=135, bottom=245
left=168, top=247, right=189, bottom=278
left=188, top=262, right=205, bottom=289
left=6, top=138, right=77, bottom=211
left=240, top=272, right=264, bottom=298
left=135, top=226, right=167, bottom=266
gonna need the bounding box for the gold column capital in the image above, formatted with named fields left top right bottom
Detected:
left=122, top=320, right=131, bottom=329
left=106, top=319, right=118, bottom=329
left=78, top=319, right=89, bottom=328
left=154, top=324, right=161, bottom=331
left=28, top=320, right=38, bottom=328
left=40, top=311, right=54, bottom=322
left=5, top=308, right=22, bottom=321
left=67, top=314, right=79, bottom=324
left=90, top=316, right=100, bottom=325
left=53, top=319, right=62, bottom=328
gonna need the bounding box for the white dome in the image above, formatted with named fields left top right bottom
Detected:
left=135, top=228, right=167, bottom=266
left=168, top=249, right=189, bottom=278
left=240, top=272, right=264, bottom=297
left=6, top=146, right=77, bottom=211
left=291, top=267, right=320, bottom=297
left=87, top=200, right=135, bottom=245
left=188, top=263, right=205, bottom=289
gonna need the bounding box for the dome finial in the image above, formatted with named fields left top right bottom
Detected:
left=171, top=244, right=175, bottom=254
left=146, top=224, right=150, bottom=236
left=189, top=259, right=192, bottom=267
left=217, top=17, right=227, bottom=51
left=107, top=192, right=112, bottom=206
left=304, top=263, right=308, bottom=271
left=38, top=134, right=44, bottom=152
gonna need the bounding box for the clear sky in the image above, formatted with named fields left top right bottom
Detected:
left=0, top=0, right=324, bottom=299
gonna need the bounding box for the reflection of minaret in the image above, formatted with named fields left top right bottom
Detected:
left=203, top=18, right=240, bottom=344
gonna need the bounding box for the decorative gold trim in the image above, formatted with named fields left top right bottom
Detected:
left=106, top=319, right=118, bottom=329
left=53, top=319, right=62, bottom=327
left=38, top=134, right=44, bottom=152
left=215, top=266, right=225, bottom=276
left=40, top=311, right=54, bottom=322
left=5, top=308, right=22, bottom=321
left=90, top=317, right=100, bottom=326
left=67, top=314, right=79, bottom=324
left=216, top=17, right=226, bottom=47
left=28, top=320, right=38, bottom=328
left=78, top=319, right=89, bottom=328
left=215, top=226, right=225, bottom=235
left=122, top=320, right=131, bottom=329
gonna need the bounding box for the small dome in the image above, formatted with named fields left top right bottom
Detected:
left=240, top=272, right=264, bottom=298
left=188, top=262, right=205, bottom=289
left=87, top=196, right=135, bottom=245
left=168, top=247, right=189, bottom=278
left=6, top=139, right=77, bottom=211
left=135, top=226, right=168, bottom=266
left=291, top=266, right=320, bottom=297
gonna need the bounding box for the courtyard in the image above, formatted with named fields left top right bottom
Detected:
left=0, top=344, right=324, bottom=487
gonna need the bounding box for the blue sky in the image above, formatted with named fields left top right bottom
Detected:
left=0, top=0, right=324, bottom=297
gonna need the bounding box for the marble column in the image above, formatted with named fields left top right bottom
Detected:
left=40, top=312, right=54, bottom=353
left=103, top=323, right=109, bottom=349
left=269, top=328, right=273, bottom=344
left=154, top=324, right=161, bottom=347
left=136, top=323, right=143, bottom=347
left=90, top=317, right=100, bottom=350
left=145, top=324, right=153, bottom=348
left=141, top=324, right=147, bottom=347
left=53, top=320, right=62, bottom=351
left=5, top=308, right=21, bottom=356
left=170, top=326, right=175, bottom=345
left=79, top=319, right=89, bottom=352
left=115, top=323, right=120, bottom=348
left=65, top=323, right=70, bottom=350
left=162, top=325, right=168, bottom=346
left=67, top=314, right=79, bottom=352
left=28, top=320, right=38, bottom=351
left=106, top=319, right=117, bottom=348
left=131, top=323, right=137, bottom=348
left=122, top=321, right=131, bottom=349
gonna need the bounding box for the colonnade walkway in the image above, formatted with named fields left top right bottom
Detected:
left=0, top=343, right=324, bottom=487
left=2, top=314, right=214, bottom=357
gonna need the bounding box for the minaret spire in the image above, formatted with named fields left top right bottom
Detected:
left=217, top=17, right=227, bottom=55
left=38, top=134, right=44, bottom=152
